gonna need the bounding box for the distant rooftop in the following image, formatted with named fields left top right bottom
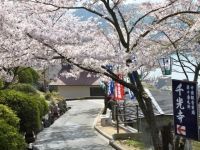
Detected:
left=150, top=90, right=173, bottom=115
left=155, top=76, right=172, bottom=90
left=49, top=64, right=100, bottom=86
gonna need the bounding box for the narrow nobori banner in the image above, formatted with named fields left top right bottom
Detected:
left=172, top=79, right=199, bottom=141
left=107, top=80, right=115, bottom=97
left=114, top=74, right=124, bottom=101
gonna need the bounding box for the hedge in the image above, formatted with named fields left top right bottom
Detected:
left=0, top=90, right=40, bottom=132
left=0, top=120, right=26, bottom=150
left=10, top=83, right=48, bottom=115
left=10, top=83, right=37, bottom=95
left=0, top=79, right=4, bottom=89
left=18, top=67, right=39, bottom=85
left=18, top=69, right=33, bottom=84
left=30, top=95, right=49, bottom=118
left=0, top=104, right=20, bottom=128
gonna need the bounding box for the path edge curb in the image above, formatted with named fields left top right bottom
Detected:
left=94, top=125, right=113, bottom=140
left=93, top=109, right=113, bottom=140
left=94, top=109, right=126, bottom=150
left=109, top=140, right=125, bottom=150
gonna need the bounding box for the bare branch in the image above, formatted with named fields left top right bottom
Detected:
left=101, top=0, right=128, bottom=48
left=157, top=11, right=200, bottom=24
left=31, top=0, right=115, bottom=24
left=131, top=11, right=200, bottom=50
left=129, top=0, right=178, bottom=34
left=162, top=31, right=189, bottom=80
left=117, top=7, right=130, bottom=51
left=179, top=53, right=197, bottom=67
left=52, top=11, right=66, bottom=27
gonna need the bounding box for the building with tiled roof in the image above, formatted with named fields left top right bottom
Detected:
left=48, top=64, right=104, bottom=99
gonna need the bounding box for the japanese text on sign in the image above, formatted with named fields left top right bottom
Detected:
left=175, top=83, right=185, bottom=123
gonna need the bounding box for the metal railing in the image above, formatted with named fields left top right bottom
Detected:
left=114, top=103, right=140, bottom=133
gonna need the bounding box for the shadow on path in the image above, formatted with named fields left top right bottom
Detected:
left=33, top=100, right=114, bottom=150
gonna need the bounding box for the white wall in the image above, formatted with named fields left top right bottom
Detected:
left=58, top=86, right=90, bottom=99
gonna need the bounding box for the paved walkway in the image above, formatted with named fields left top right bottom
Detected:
left=33, top=100, right=114, bottom=150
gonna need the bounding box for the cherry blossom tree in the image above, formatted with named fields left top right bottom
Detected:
left=171, top=18, right=200, bottom=82
left=1, top=0, right=200, bottom=149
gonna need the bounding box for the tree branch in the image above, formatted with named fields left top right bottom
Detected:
left=131, top=10, right=200, bottom=50
left=101, top=0, right=128, bottom=48
left=162, top=31, right=189, bottom=80
left=157, top=11, right=200, bottom=24
left=129, top=0, right=178, bottom=34
left=31, top=0, right=115, bottom=24
left=117, top=7, right=130, bottom=52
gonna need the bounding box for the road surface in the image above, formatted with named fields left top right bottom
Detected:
left=33, top=99, right=114, bottom=150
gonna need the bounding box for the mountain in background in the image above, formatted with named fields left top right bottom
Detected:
left=73, top=4, right=155, bottom=29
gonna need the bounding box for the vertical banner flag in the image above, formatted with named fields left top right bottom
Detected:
left=115, top=74, right=125, bottom=100
left=172, top=79, right=199, bottom=140
left=128, top=89, right=135, bottom=101
left=107, top=80, right=115, bottom=97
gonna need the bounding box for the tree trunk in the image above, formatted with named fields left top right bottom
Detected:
left=141, top=94, right=162, bottom=150
left=175, top=136, right=186, bottom=150
left=193, top=64, right=200, bottom=82
left=129, top=71, right=162, bottom=150
left=161, top=123, right=174, bottom=150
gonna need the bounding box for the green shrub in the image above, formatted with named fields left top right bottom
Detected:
left=27, top=68, right=40, bottom=84
left=45, top=92, right=52, bottom=101
left=9, top=83, right=49, bottom=117
left=46, top=91, right=64, bottom=103
left=0, top=104, right=20, bottom=128
left=0, top=90, right=40, bottom=132
left=30, top=95, right=49, bottom=118
left=0, top=79, right=4, bottom=89
left=18, top=69, right=33, bottom=84
left=18, top=67, right=40, bottom=85
left=0, top=120, right=26, bottom=150
left=10, top=83, right=37, bottom=95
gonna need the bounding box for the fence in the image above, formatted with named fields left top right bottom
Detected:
left=113, top=103, right=140, bottom=133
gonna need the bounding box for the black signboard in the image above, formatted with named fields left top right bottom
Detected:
left=172, top=79, right=199, bottom=140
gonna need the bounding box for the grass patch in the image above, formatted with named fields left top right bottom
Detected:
left=120, top=139, right=145, bottom=149
left=192, top=140, right=200, bottom=150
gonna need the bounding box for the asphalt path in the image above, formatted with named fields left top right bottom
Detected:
left=33, top=99, right=114, bottom=150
